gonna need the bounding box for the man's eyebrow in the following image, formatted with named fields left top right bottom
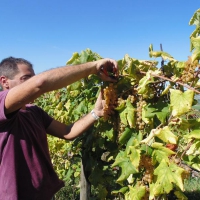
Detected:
left=20, top=75, right=33, bottom=79
left=22, top=74, right=33, bottom=77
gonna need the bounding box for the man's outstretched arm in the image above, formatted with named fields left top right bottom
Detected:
left=4, top=59, right=118, bottom=114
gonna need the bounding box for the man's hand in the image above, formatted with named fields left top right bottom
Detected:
left=93, top=90, right=105, bottom=118
left=95, top=59, right=119, bottom=82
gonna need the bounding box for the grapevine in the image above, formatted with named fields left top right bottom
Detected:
left=34, top=9, right=200, bottom=200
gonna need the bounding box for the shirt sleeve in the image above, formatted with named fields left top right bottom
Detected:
left=28, top=105, right=53, bottom=130
left=0, top=90, right=9, bottom=122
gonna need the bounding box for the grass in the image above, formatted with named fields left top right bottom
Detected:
left=183, top=177, right=200, bottom=200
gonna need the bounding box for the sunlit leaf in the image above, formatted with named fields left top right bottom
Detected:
left=151, top=160, right=184, bottom=197
left=156, top=126, right=178, bottom=144
left=126, top=185, right=146, bottom=200
left=170, top=89, right=194, bottom=116
left=152, top=142, right=175, bottom=163
left=112, top=151, right=137, bottom=183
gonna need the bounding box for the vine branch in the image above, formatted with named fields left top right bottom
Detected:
left=140, top=71, right=200, bottom=94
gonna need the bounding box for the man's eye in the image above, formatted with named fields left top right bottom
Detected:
left=20, top=76, right=30, bottom=82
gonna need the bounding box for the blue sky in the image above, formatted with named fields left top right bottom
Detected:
left=0, top=0, right=199, bottom=74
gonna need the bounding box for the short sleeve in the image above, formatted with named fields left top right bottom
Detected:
left=0, top=90, right=9, bottom=122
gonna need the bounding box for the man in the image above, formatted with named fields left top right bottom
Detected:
left=0, top=57, right=118, bottom=200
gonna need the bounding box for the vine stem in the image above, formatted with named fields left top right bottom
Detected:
left=180, top=138, right=195, bottom=162
left=140, top=71, right=200, bottom=94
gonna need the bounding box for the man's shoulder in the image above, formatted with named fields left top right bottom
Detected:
left=0, top=90, right=9, bottom=96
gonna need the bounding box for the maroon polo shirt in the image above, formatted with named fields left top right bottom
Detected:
left=0, top=90, right=64, bottom=200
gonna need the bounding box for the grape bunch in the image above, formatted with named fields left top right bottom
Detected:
left=136, top=98, right=146, bottom=130
left=127, top=94, right=136, bottom=103
left=138, top=154, right=154, bottom=200
left=180, top=57, right=199, bottom=83
left=139, top=154, right=154, bottom=184
left=103, top=83, right=118, bottom=120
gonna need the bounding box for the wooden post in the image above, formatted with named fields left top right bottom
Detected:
left=80, top=160, right=90, bottom=200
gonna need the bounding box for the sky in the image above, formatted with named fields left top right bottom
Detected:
left=0, top=0, right=199, bottom=74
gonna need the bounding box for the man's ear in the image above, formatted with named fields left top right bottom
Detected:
left=0, top=76, right=9, bottom=89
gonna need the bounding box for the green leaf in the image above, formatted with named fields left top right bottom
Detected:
left=144, top=101, right=169, bottom=123
left=126, top=99, right=136, bottom=127
left=152, top=142, right=175, bottom=163
left=119, top=107, right=128, bottom=125
left=189, top=8, right=200, bottom=26
left=170, top=89, right=194, bottom=116
left=186, top=140, right=200, bottom=155
left=149, top=44, right=174, bottom=61
left=68, top=81, right=82, bottom=91
left=126, top=185, right=146, bottom=200
left=75, top=100, right=87, bottom=113
left=156, top=126, right=178, bottom=144
left=137, top=71, right=155, bottom=94
left=191, top=36, right=200, bottom=49
left=80, top=50, right=89, bottom=63
left=88, top=165, right=104, bottom=187
left=187, top=128, right=200, bottom=139
left=63, top=168, right=73, bottom=181
left=174, top=190, right=188, bottom=200
left=176, top=61, right=186, bottom=69
left=118, top=127, right=133, bottom=145
left=97, top=184, right=108, bottom=199
left=190, top=36, right=200, bottom=61
left=112, top=151, right=137, bottom=183
left=128, top=145, right=141, bottom=169
left=192, top=50, right=200, bottom=62
left=151, top=160, right=184, bottom=197
left=141, top=126, right=177, bottom=145
left=125, top=135, right=139, bottom=153
left=112, top=187, right=129, bottom=195
left=66, top=52, right=79, bottom=64
left=104, top=128, right=115, bottom=141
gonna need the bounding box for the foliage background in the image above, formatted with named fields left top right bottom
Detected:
left=34, top=9, right=200, bottom=200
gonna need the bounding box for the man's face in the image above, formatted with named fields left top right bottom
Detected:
left=5, top=64, right=35, bottom=89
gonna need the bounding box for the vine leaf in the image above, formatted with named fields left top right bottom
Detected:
left=144, top=101, right=169, bottom=123
left=119, top=99, right=135, bottom=128
left=104, top=128, right=115, bottom=141
left=67, top=80, right=82, bottom=91
left=150, top=160, right=184, bottom=198
left=189, top=8, right=200, bottom=27
left=187, top=128, right=200, bottom=139
left=190, top=36, right=200, bottom=61
left=137, top=71, right=155, bottom=94
left=80, top=50, right=90, bottom=63
left=88, top=165, right=103, bottom=187
left=174, top=190, right=188, bottom=200
left=170, top=89, right=194, bottom=116
left=186, top=140, right=200, bottom=155
left=126, top=99, right=136, bottom=128
left=128, top=140, right=141, bottom=169
left=149, top=44, right=174, bottom=61
left=185, top=155, right=200, bottom=171
left=112, top=151, right=137, bottom=184
left=119, top=107, right=128, bottom=125
left=118, top=128, right=133, bottom=145
left=141, top=126, right=177, bottom=144
left=112, top=186, right=129, bottom=195
left=125, top=185, right=146, bottom=200
left=152, top=142, right=175, bottom=163
left=156, top=126, right=178, bottom=144
left=66, top=52, right=79, bottom=64
left=97, top=184, right=108, bottom=199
